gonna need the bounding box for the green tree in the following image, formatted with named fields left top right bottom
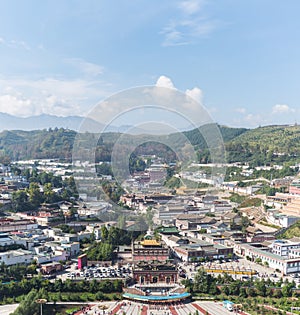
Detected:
left=101, top=226, right=109, bottom=240
left=255, top=280, right=267, bottom=297
left=28, top=182, right=43, bottom=209
left=43, top=183, right=57, bottom=203
left=10, top=288, right=40, bottom=315
left=11, top=190, right=30, bottom=212
left=282, top=283, right=294, bottom=297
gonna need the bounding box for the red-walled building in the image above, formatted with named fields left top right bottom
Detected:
left=78, top=253, right=88, bottom=270
left=132, top=239, right=169, bottom=263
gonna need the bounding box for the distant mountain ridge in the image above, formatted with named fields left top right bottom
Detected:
left=0, top=112, right=150, bottom=133
left=0, top=112, right=104, bottom=132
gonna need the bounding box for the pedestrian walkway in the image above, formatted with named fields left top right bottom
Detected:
left=169, top=305, right=178, bottom=315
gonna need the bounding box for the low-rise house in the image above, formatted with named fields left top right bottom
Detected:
left=266, top=209, right=299, bottom=228
left=77, top=201, right=110, bottom=217
left=211, top=200, right=232, bottom=213
left=116, top=245, right=132, bottom=262
left=0, top=249, right=33, bottom=265
left=246, top=226, right=275, bottom=243
left=85, top=221, right=117, bottom=240
left=34, top=241, right=80, bottom=263
left=205, top=221, right=230, bottom=234
left=222, top=230, right=246, bottom=244
left=197, top=233, right=230, bottom=246
left=154, top=204, right=187, bottom=225
left=266, top=193, right=293, bottom=209
left=175, top=214, right=207, bottom=230
left=0, top=233, right=15, bottom=247
left=40, top=261, right=63, bottom=274
left=173, top=239, right=233, bottom=262
left=221, top=212, right=242, bottom=226
left=161, top=235, right=189, bottom=248
left=0, top=217, right=38, bottom=232
left=77, top=231, right=92, bottom=241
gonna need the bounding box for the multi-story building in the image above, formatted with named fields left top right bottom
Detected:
left=132, top=238, right=169, bottom=263
left=271, top=239, right=300, bottom=258
left=133, top=261, right=178, bottom=285
left=236, top=242, right=300, bottom=275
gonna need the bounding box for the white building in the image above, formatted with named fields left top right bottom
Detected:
left=0, top=249, right=33, bottom=265
left=236, top=243, right=300, bottom=275
left=272, top=239, right=300, bottom=258
left=77, top=201, right=110, bottom=217
left=0, top=234, right=14, bottom=247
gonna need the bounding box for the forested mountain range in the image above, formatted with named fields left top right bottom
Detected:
left=0, top=124, right=299, bottom=165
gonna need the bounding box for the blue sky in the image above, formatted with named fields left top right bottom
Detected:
left=0, top=0, right=299, bottom=128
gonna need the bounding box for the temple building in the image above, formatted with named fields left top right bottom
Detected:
left=124, top=231, right=190, bottom=303
left=132, top=231, right=178, bottom=285
left=131, top=232, right=169, bottom=263
left=133, top=260, right=178, bottom=285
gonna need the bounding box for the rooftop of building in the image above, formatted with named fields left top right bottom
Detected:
left=140, top=239, right=161, bottom=247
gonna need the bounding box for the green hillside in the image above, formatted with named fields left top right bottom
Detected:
left=0, top=128, right=76, bottom=161
left=0, top=124, right=299, bottom=165
left=226, top=124, right=300, bottom=165
left=277, top=220, right=300, bottom=239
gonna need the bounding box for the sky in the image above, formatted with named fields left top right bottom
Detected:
left=0, top=0, right=299, bottom=128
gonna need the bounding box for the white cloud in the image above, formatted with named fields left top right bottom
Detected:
left=155, top=76, right=203, bottom=105
left=243, top=113, right=267, bottom=127
left=235, top=107, right=246, bottom=114
left=0, top=77, right=109, bottom=117
left=178, top=0, right=204, bottom=15
left=272, top=104, right=295, bottom=114
left=65, top=58, right=104, bottom=77
left=161, top=0, right=218, bottom=46
left=161, top=24, right=189, bottom=47
left=10, top=39, right=30, bottom=51
left=185, top=87, right=203, bottom=103
left=0, top=94, right=33, bottom=117
left=155, top=75, right=176, bottom=89
left=0, top=92, right=83, bottom=118
left=0, top=37, right=31, bottom=50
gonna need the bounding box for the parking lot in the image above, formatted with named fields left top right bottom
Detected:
left=59, top=263, right=132, bottom=281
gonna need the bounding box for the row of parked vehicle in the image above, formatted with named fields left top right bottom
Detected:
left=66, top=265, right=132, bottom=279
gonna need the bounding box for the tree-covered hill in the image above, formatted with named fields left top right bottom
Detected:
left=0, top=125, right=247, bottom=162
left=226, top=124, right=300, bottom=165
left=0, top=128, right=76, bottom=161
left=0, top=124, right=299, bottom=165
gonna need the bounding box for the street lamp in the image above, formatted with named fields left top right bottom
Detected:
left=36, top=299, right=47, bottom=315
left=98, top=304, right=108, bottom=315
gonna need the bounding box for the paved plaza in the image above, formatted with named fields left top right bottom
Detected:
left=79, top=300, right=237, bottom=315
left=0, top=304, right=19, bottom=315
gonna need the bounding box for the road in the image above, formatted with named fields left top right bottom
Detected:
left=0, top=304, right=19, bottom=315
